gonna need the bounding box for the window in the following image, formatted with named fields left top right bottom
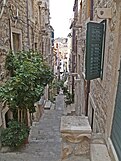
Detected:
left=11, top=27, right=22, bottom=53
left=12, top=33, right=20, bottom=53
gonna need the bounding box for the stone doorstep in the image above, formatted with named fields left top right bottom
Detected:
left=62, top=156, right=90, bottom=161
left=44, top=100, right=52, bottom=109
left=91, top=144, right=112, bottom=161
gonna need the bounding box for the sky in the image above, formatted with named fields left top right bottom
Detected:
left=50, top=0, right=74, bottom=38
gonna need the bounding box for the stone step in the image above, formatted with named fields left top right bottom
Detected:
left=67, top=105, right=71, bottom=114
left=50, top=103, right=55, bottom=110
left=63, top=109, right=67, bottom=115
left=90, top=144, right=112, bottom=161
left=62, top=156, right=90, bottom=161
left=63, top=104, right=76, bottom=116
left=71, top=104, right=75, bottom=112
left=44, top=100, right=52, bottom=110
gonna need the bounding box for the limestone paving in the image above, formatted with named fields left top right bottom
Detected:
left=0, top=95, right=91, bottom=161
left=0, top=95, right=64, bottom=161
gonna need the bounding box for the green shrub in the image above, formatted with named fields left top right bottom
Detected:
left=1, top=120, right=29, bottom=148
left=0, top=51, right=54, bottom=119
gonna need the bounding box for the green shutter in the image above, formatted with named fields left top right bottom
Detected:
left=85, top=22, right=104, bottom=80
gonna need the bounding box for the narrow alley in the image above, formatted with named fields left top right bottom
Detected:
left=1, top=0, right=121, bottom=160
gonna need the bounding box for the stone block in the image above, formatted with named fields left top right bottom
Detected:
left=60, top=116, right=91, bottom=134
left=44, top=100, right=52, bottom=110
left=60, top=116, right=91, bottom=160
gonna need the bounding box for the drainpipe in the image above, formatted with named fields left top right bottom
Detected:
left=85, top=0, right=93, bottom=116
left=26, top=0, right=30, bottom=49
left=8, top=18, right=12, bottom=50
left=85, top=81, right=90, bottom=116
left=72, top=28, right=75, bottom=103
left=90, top=0, right=93, bottom=21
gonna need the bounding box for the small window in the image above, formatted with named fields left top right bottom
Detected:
left=11, top=27, right=22, bottom=53
left=12, top=33, right=20, bottom=53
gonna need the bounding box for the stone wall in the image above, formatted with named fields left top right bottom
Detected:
left=77, top=0, right=121, bottom=136
left=0, top=0, right=52, bottom=127
left=89, top=0, right=120, bottom=135
left=0, top=0, right=40, bottom=81
left=0, top=0, right=40, bottom=127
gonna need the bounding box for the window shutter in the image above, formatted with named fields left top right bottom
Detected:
left=85, top=22, right=104, bottom=80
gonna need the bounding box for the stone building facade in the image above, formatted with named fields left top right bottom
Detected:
left=0, top=0, right=53, bottom=130
left=69, top=0, right=121, bottom=160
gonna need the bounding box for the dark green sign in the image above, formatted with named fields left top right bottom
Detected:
left=85, top=22, right=104, bottom=80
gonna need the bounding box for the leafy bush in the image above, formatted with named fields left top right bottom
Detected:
left=0, top=51, right=54, bottom=113
left=1, top=120, right=29, bottom=148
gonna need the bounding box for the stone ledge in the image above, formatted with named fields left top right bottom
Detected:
left=91, top=144, right=112, bottom=161
left=60, top=116, right=91, bottom=134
